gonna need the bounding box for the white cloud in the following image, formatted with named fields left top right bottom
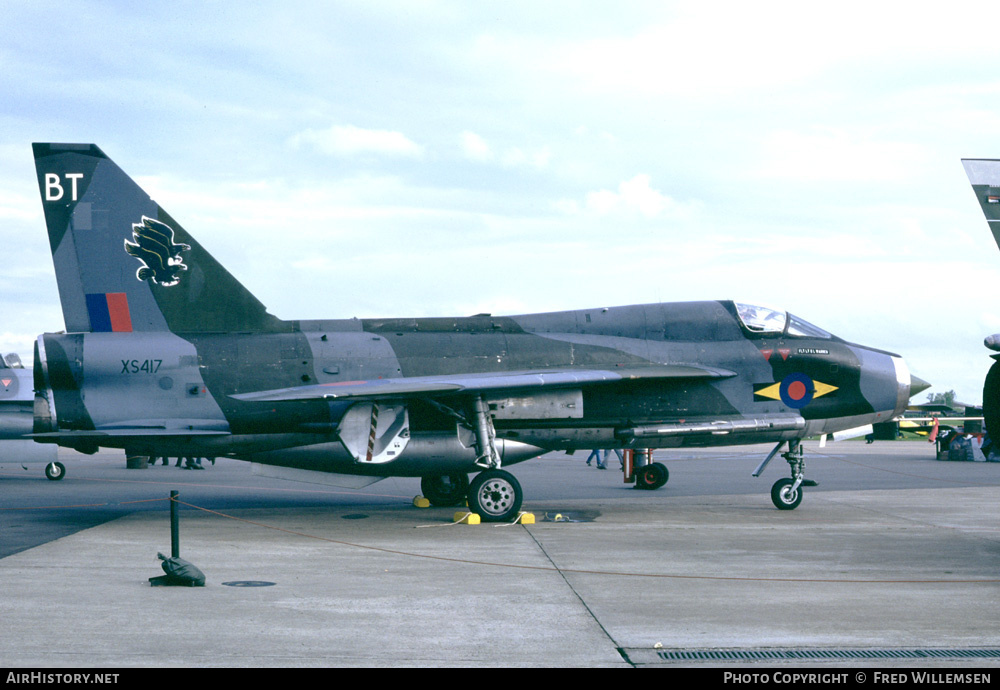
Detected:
left=289, top=124, right=424, bottom=157
left=460, top=131, right=493, bottom=161
left=460, top=130, right=550, bottom=169
left=0, top=332, right=40, bottom=359
left=525, top=2, right=996, bottom=100
left=0, top=190, right=40, bottom=222
left=551, top=199, right=580, bottom=215
left=501, top=146, right=550, bottom=169
left=755, top=129, right=928, bottom=183
left=581, top=174, right=687, bottom=218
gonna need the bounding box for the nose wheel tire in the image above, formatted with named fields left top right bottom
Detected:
left=467, top=469, right=523, bottom=522
left=45, top=461, right=65, bottom=481
left=771, top=477, right=802, bottom=510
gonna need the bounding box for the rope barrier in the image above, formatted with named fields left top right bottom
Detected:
left=167, top=496, right=1000, bottom=585
left=0, top=495, right=172, bottom=511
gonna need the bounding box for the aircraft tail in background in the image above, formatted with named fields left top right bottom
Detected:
left=962, top=158, right=1000, bottom=253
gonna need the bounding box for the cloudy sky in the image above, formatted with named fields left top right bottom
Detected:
left=2, top=1, right=999, bottom=404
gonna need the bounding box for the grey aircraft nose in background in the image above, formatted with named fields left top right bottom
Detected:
left=29, top=143, right=926, bottom=519
left=0, top=352, right=60, bottom=478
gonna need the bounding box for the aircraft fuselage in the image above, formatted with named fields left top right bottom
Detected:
left=33, top=300, right=909, bottom=478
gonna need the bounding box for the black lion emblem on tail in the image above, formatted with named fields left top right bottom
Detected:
left=125, top=216, right=190, bottom=286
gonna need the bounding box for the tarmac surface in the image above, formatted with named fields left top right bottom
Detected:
left=1, top=440, right=999, bottom=668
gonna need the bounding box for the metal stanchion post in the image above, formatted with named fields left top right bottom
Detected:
left=170, top=490, right=179, bottom=558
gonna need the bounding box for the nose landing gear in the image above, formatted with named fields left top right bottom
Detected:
left=770, top=477, right=802, bottom=510
left=755, top=439, right=817, bottom=510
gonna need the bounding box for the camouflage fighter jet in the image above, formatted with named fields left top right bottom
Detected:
left=31, top=143, right=927, bottom=519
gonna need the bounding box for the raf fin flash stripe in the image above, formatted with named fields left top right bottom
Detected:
left=85, top=292, right=133, bottom=332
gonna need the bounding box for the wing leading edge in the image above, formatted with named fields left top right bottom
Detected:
left=230, top=364, right=737, bottom=403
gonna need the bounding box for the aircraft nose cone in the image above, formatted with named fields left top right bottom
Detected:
left=909, top=375, right=932, bottom=399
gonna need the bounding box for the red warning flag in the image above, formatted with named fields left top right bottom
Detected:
left=927, top=417, right=940, bottom=443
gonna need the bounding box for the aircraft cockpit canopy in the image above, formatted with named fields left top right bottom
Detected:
left=735, top=302, right=832, bottom=339
left=786, top=314, right=832, bottom=339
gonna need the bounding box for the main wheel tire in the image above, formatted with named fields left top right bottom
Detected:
left=635, top=462, right=669, bottom=490
left=467, top=469, right=523, bottom=522
left=771, top=477, right=802, bottom=510
left=45, top=461, right=66, bottom=481
left=420, top=473, right=470, bottom=507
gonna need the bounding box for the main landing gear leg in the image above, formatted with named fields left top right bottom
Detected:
left=466, top=394, right=523, bottom=522
left=768, top=439, right=818, bottom=510
left=472, top=394, right=501, bottom=470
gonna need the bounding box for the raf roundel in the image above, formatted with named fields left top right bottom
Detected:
left=754, top=374, right=838, bottom=408
left=779, top=373, right=815, bottom=409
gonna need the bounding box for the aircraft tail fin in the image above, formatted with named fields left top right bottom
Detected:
left=32, top=143, right=289, bottom=334
left=962, top=158, right=1000, bottom=252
